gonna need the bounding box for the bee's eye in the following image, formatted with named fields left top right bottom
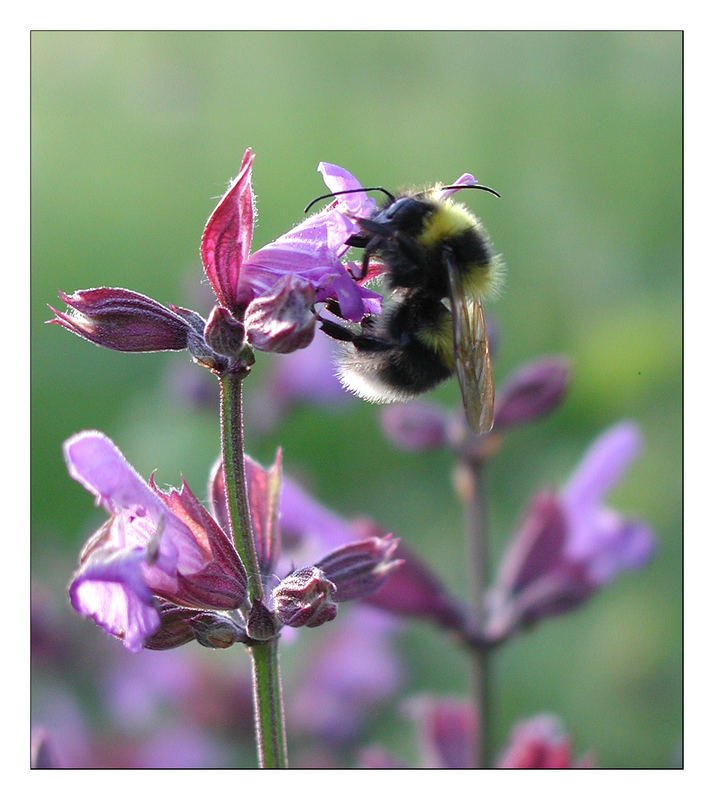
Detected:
left=386, top=198, right=429, bottom=231
left=384, top=199, right=407, bottom=220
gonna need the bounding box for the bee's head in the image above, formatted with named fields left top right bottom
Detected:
left=378, top=195, right=434, bottom=235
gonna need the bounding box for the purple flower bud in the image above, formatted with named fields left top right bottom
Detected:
left=47, top=288, right=193, bottom=352
left=379, top=402, right=450, bottom=451
left=201, top=148, right=255, bottom=314
left=406, top=696, right=476, bottom=768
left=494, top=357, right=571, bottom=429
left=203, top=305, right=248, bottom=358
left=315, top=536, right=402, bottom=602
left=143, top=600, right=198, bottom=650
left=189, top=611, right=248, bottom=649
left=497, top=715, right=595, bottom=768
left=273, top=566, right=338, bottom=629
left=244, top=273, right=317, bottom=353
left=245, top=598, right=278, bottom=641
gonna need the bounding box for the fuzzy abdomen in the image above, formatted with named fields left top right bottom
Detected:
left=336, top=291, right=454, bottom=403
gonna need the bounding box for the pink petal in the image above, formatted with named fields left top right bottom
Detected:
left=200, top=148, right=255, bottom=312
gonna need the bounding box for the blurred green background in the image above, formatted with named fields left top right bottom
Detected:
left=31, top=31, right=681, bottom=768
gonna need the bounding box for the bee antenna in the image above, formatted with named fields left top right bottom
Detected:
left=437, top=183, right=501, bottom=198
left=304, top=186, right=396, bottom=215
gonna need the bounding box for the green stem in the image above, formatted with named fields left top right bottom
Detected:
left=218, top=365, right=287, bottom=768
left=219, top=367, right=262, bottom=602
left=458, top=457, right=491, bottom=768
left=250, top=641, right=288, bottom=768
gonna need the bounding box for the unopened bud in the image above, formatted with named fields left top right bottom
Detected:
left=143, top=600, right=197, bottom=651
left=494, top=357, right=571, bottom=430
left=48, top=288, right=194, bottom=352
left=273, top=566, right=338, bottom=629
left=316, top=536, right=402, bottom=602
left=244, top=274, right=317, bottom=353
left=189, top=611, right=248, bottom=649
left=204, top=305, right=249, bottom=358
left=246, top=597, right=278, bottom=641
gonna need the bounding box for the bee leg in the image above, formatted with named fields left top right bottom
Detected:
left=342, top=230, right=380, bottom=281
left=359, top=239, right=381, bottom=279
left=318, top=317, right=360, bottom=343
left=318, top=317, right=393, bottom=351
left=354, top=217, right=394, bottom=238
left=324, top=298, right=343, bottom=317
left=352, top=334, right=396, bottom=352
left=345, top=233, right=370, bottom=248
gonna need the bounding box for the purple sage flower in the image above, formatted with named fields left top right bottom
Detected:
left=200, top=150, right=382, bottom=352
left=65, top=431, right=248, bottom=652
left=275, top=477, right=462, bottom=630
left=359, top=702, right=593, bottom=768
left=487, top=421, right=655, bottom=639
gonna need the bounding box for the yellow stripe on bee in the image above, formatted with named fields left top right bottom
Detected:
left=462, top=251, right=505, bottom=299
left=417, top=199, right=476, bottom=247
left=418, top=199, right=506, bottom=300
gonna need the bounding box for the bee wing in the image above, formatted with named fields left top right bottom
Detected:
left=446, top=256, right=495, bottom=435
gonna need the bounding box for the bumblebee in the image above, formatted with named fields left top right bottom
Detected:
left=308, top=180, right=504, bottom=434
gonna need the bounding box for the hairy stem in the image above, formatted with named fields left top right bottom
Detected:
left=250, top=640, right=288, bottom=768
left=219, top=365, right=287, bottom=768
left=219, top=367, right=262, bottom=602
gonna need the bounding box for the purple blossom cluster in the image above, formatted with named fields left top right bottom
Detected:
left=64, top=431, right=401, bottom=653
left=44, top=148, right=657, bottom=768
left=49, top=149, right=383, bottom=363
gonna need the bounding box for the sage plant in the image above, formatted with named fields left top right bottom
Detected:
left=49, top=149, right=402, bottom=768
left=48, top=148, right=654, bottom=768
